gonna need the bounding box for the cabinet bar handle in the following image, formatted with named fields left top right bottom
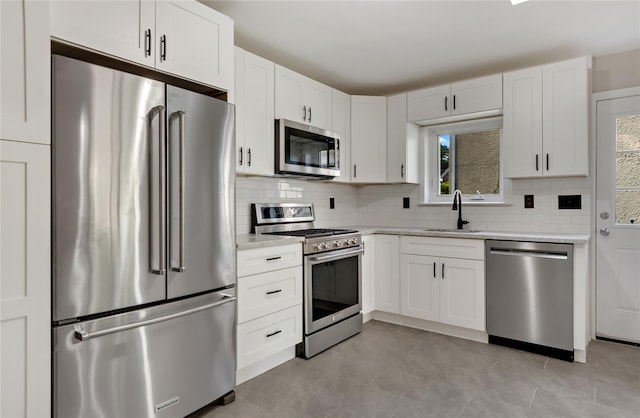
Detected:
left=239, top=147, right=243, bottom=165
left=535, top=154, right=539, bottom=171
left=353, top=164, right=357, bottom=178
left=145, top=29, right=151, bottom=57
left=401, top=164, right=404, bottom=178
left=266, top=256, right=281, bottom=261
left=308, top=107, right=312, bottom=122
left=303, top=106, right=307, bottom=121
left=266, top=289, right=282, bottom=295
left=160, top=35, right=167, bottom=61
left=444, top=96, right=448, bottom=112
left=442, top=263, right=445, bottom=279
left=546, top=153, right=549, bottom=171
left=433, top=262, right=436, bottom=278
left=453, top=95, right=456, bottom=110
left=247, top=148, right=252, bottom=166
left=266, top=330, right=282, bottom=338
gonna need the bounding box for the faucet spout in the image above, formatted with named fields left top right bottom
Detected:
left=452, top=190, right=469, bottom=230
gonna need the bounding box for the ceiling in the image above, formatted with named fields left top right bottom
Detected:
left=202, top=1, right=640, bottom=96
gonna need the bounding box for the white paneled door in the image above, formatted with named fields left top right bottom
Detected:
left=596, top=91, right=640, bottom=343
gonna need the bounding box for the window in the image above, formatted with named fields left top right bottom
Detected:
left=423, top=117, right=509, bottom=204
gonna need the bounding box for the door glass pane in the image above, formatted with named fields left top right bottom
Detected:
left=615, top=114, right=640, bottom=225
left=285, top=128, right=336, bottom=169
left=311, top=257, right=359, bottom=321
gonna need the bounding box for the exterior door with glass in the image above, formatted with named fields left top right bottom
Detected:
left=595, top=91, right=640, bottom=343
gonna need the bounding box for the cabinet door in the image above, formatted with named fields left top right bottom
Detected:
left=542, top=56, right=589, bottom=177
left=361, top=235, right=376, bottom=315
left=155, top=1, right=234, bottom=90
left=275, top=65, right=306, bottom=123
left=1, top=0, right=50, bottom=144
left=351, top=96, right=387, bottom=183
left=1, top=141, right=50, bottom=418
left=407, top=84, right=450, bottom=122
left=451, top=74, right=502, bottom=116
left=440, top=258, right=485, bottom=331
left=503, top=66, right=543, bottom=178
left=387, top=93, right=420, bottom=184
left=374, top=235, right=400, bottom=314
left=400, top=255, right=440, bottom=321
left=235, top=48, right=275, bottom=176
left=304, top=79, right=332, bottom=130
left=50, top=0, right=154, bottom=67
left=331, top=89, right=352, bottom=183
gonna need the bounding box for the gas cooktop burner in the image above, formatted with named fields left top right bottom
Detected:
left=266, top=228, right=358, bottom=238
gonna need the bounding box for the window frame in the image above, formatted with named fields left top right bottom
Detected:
left=421, top=117, right=511, bottom=205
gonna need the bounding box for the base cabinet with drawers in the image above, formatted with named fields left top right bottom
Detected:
left=236, top=243, right=303, bottom=383
left=399, top=236, right=485, bottom=331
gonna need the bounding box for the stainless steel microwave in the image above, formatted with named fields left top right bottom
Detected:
left=275, top=119, right=340, bottom=178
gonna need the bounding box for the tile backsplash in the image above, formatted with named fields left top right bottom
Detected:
left=236, top=176, right=592, bottom=235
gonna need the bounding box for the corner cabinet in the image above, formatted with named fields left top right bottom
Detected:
left=351, top=96, right=387, bottom=183
left=503, top=56, right=589, bottom=178
left=331, top=89, right=352, bottom=183
left=399, top=236, right=485, bottom=331
left=234, top=48, right=275, bottom=176
left=275, top=65, right=332, bottom=130
left=407, top=74, right=502, bottom=123
left=387, top=93, right=419, bottom=183
left=50, top=0, right=234, bottom=91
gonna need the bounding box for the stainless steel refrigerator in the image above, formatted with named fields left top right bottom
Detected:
left=52, top=55, right=236, bottom=418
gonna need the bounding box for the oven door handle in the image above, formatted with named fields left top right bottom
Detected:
left=308, top=248, right=363, bottom=262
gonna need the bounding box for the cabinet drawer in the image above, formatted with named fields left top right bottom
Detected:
left=238, top=266, right=302, bottom=324
left=237, top=305, right=302, bottom=369
left=237, top=243, right=302, bottom=277
left=401, top=236, right=484, bottom=260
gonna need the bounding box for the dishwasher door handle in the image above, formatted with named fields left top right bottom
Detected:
left=490, top=249, right=568, bottom=260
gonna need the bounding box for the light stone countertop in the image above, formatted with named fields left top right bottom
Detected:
left=343, top=226, right=591, bottom=244
left=236, top=234, right=304, bottom=250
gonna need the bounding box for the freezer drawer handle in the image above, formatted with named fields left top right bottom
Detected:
left=490, top=248, right=568, bottom=260
left=73, top=294, right=237, bottom=341
left=170, top=110, right=186, bottom=273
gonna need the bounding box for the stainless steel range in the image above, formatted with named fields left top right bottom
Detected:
left=252, top=203, right=363, bottom=358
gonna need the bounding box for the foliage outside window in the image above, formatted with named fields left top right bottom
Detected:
left=423, top=118, right=509, bottom=204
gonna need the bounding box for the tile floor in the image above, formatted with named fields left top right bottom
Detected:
left=199, top=320, right=640, bottom=418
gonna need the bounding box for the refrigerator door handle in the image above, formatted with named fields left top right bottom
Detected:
left=171, top=110, right=186, bottom=273
left=151, top=105, right=167, bottom=275
left=74, top=294, right=237, bottom=341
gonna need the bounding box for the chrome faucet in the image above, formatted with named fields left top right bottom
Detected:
left=452, top=189, right=469, bottom=230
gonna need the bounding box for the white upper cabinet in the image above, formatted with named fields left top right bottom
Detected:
left=387, top=93, right=419, bottom=183
left=274, top=65, right=332, bottom=130
left=1, top=0, right=50, bottom=144
left=504, top=56, right=589, bottom=178
left=331, top=89, right=351, bottom=183
left=351, top=95, right=387, bottom=183
left=50, top=0, right=234, bottom=91
left=235, top=48, right=275, bottom=176
left=407, top=74, right=502, bottom=123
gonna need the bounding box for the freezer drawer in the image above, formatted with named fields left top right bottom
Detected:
left=53, top=289, right=236, bottom=418
left=486, top=240, right=573, bottom=352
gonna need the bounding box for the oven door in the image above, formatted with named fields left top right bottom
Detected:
left=277, top=119, right=340, bottom=178
left=304, top=246, right=363, bottom=334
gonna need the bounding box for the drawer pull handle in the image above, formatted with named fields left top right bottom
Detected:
left=266, top=330, right=282, bottom=338
left=266, top=256, right=282, bottom=261
left=266, top=289, right=282, bottom=295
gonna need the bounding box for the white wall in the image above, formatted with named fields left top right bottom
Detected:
left=237, top=176, right=591, bottom=234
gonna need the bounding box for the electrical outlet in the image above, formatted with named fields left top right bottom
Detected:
left=524, top=195, right=534, bottom=209
left=329, top=197, right=335, bottom=209
left=558, top=195, right=581, bottom=210
left=403, top=197, right=410, bottom=209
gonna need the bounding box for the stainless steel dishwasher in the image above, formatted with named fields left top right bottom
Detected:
left=485, top=240, right=574, bottom=361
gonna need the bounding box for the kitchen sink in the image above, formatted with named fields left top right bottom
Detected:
left=423, top=228, right=483, bottom=233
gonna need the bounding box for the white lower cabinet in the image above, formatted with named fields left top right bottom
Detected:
left=361, top=235, right=376, bottom=316
left=236, top=243, right=302, bottom=383
left=374, top=235, right=400, bottom=314
left=399, top=236, right=485, bottom=331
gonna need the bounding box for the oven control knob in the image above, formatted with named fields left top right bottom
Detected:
left=322, top=243, right=329, bottom=250
left=334, top=241, right=341, bottom=248
left=313, top=244, right=320, bottom=251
